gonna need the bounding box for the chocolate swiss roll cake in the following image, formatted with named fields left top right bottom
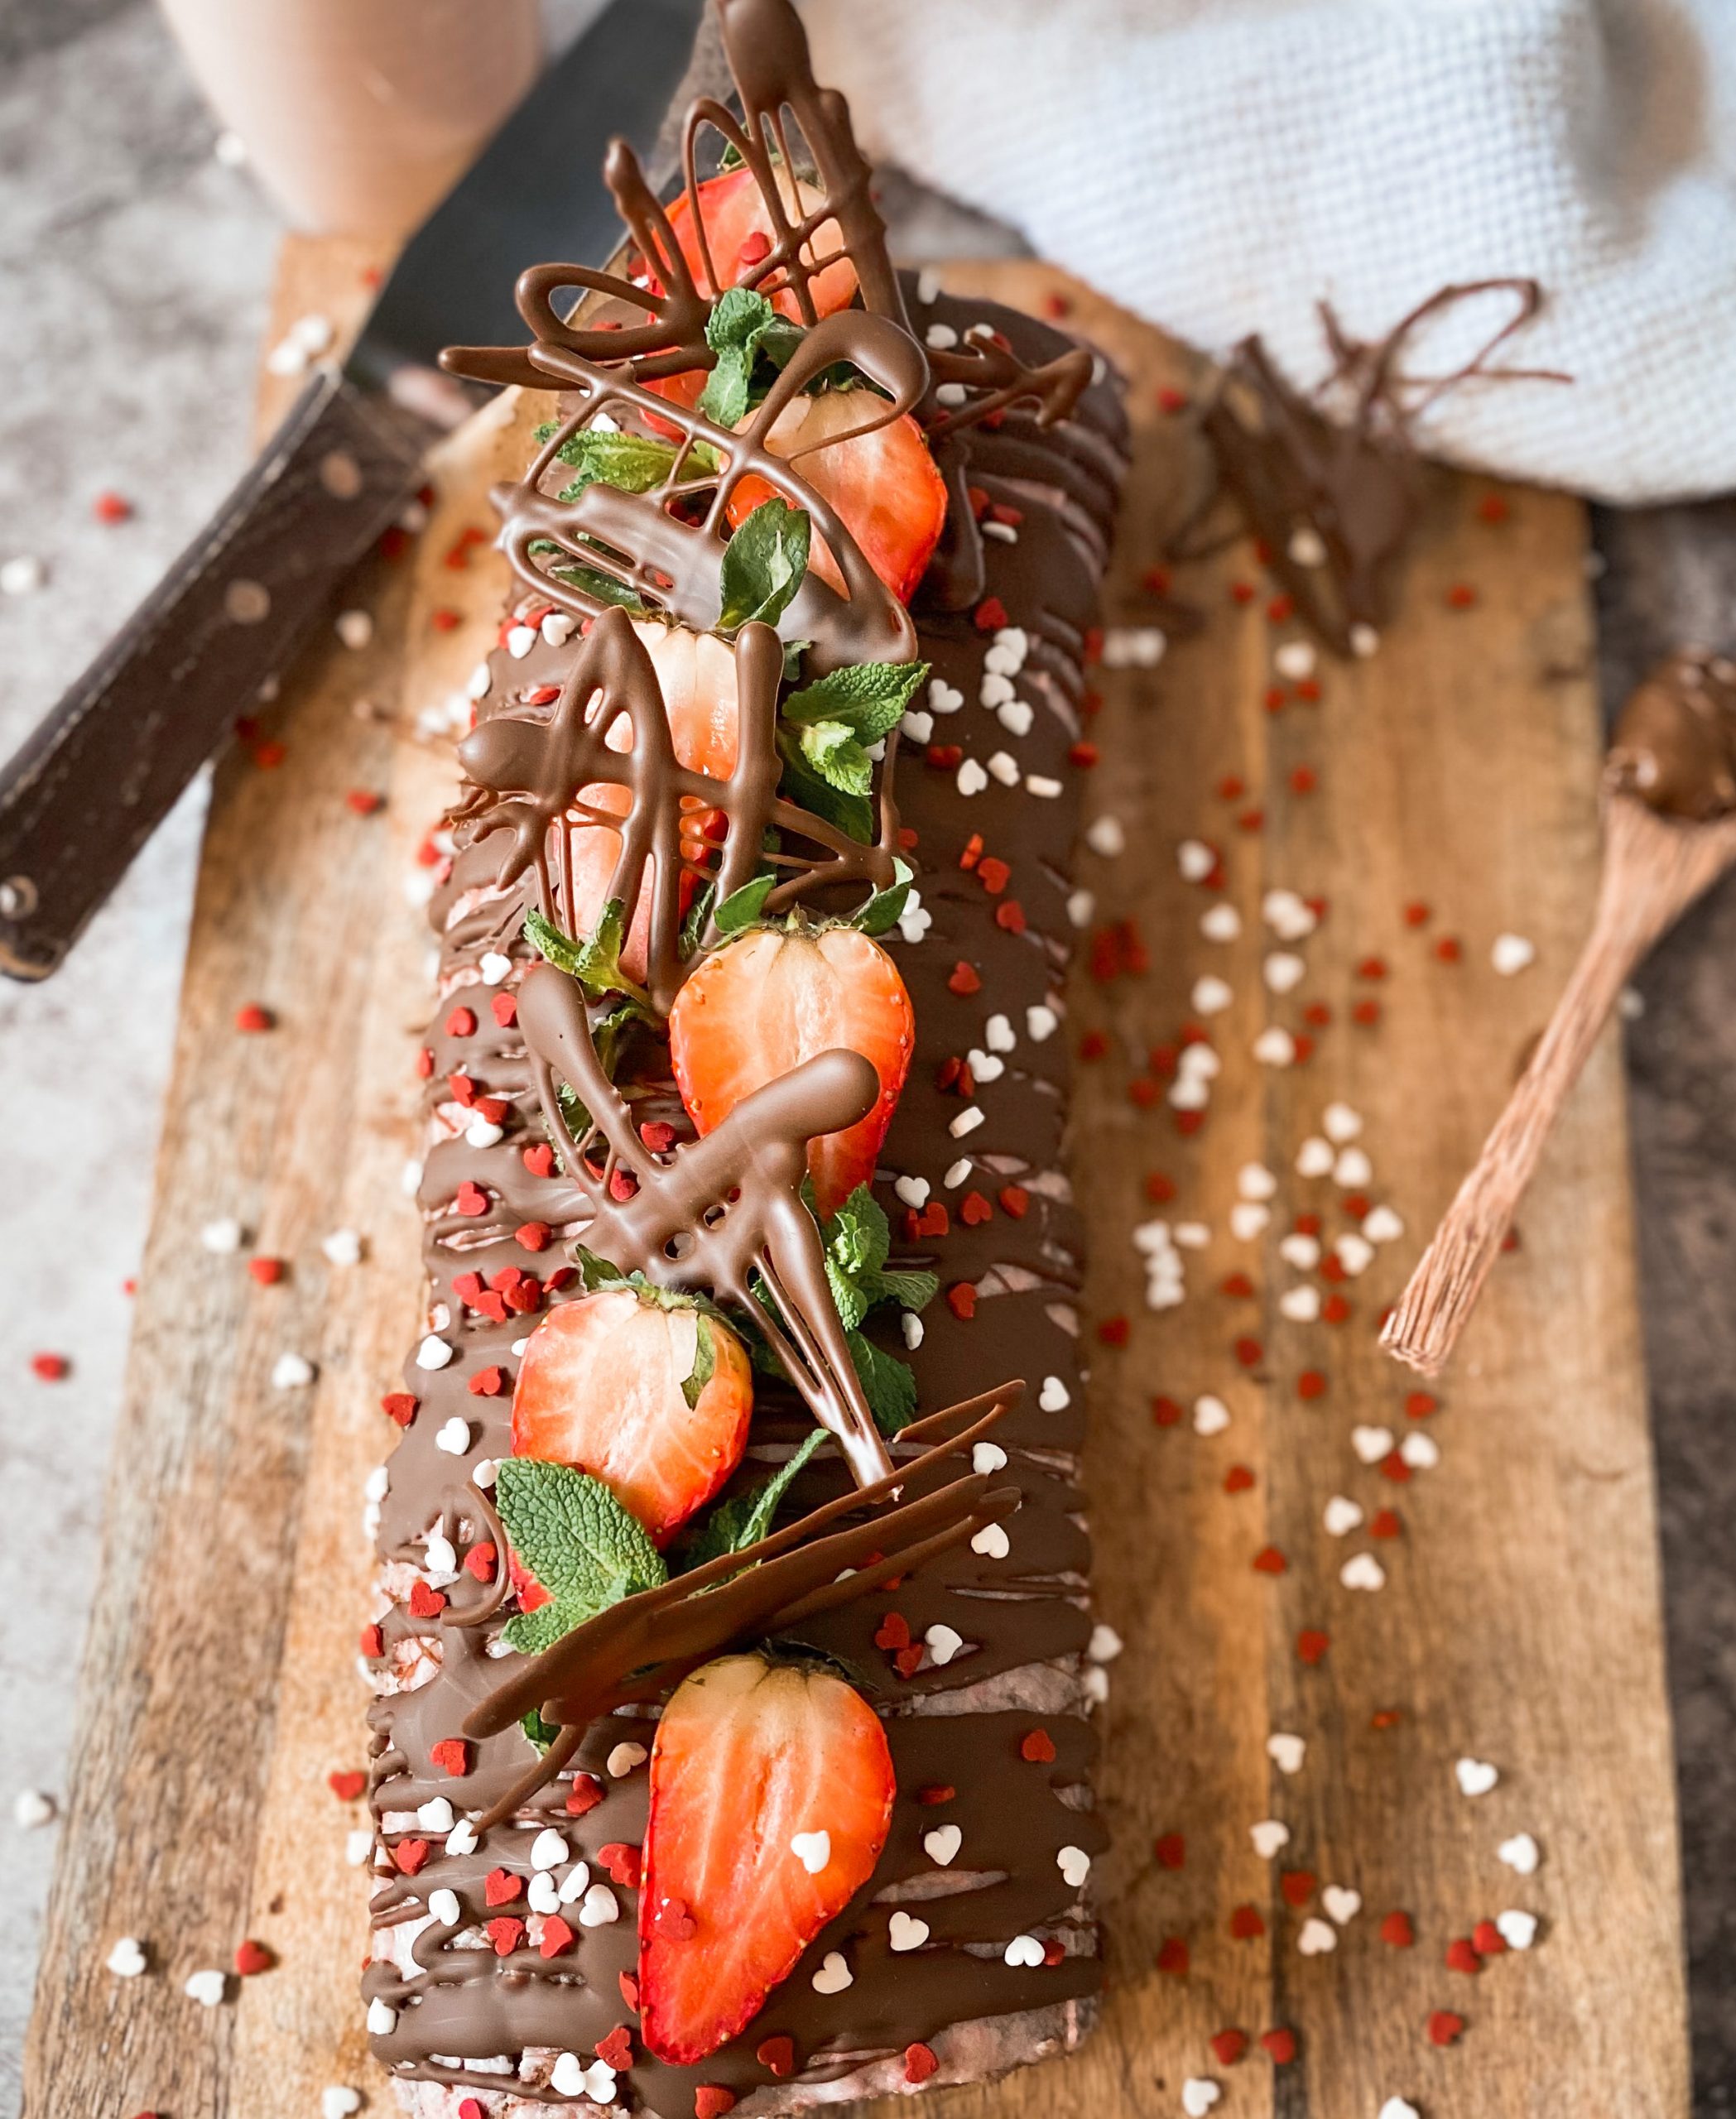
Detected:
left=358, top=3, right=1131, bottom=2111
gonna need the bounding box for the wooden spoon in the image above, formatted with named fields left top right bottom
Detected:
left=1381, top=780, right=1736, bottom=1377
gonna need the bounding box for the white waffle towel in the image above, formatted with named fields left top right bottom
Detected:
left=802, top=0, right=1736, bottom=504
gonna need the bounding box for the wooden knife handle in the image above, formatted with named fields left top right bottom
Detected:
left=0, top=368, right=428, bottom=980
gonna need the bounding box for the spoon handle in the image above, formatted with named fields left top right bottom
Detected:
left=1381, top=794, right=1736, bottom=1376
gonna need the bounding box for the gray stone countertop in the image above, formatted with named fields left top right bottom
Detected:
left=0, top=3, right=1732, bottom=2113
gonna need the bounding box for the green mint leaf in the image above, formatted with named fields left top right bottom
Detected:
left=796, top=718, right=873, bottom=799
left=524, top=903, right=651, bottom=1011
left=854, top=858, right=914, bottom=939
left=713, top=872, right=777, bottom=935
left=555, top=1079, right=591, bottom=1141
left=775, top=726, right=873, bottom=841
left=825, top=1255, right=870, bottom=1334
left=680, top=880, right=717, bottom=959
left=697, top=348, right=753, bottom=430
left=495, top=1458, right=667, bottom=1653
left=826, top=1184, right=892, bottom=1280
left=846, top=1329, right=919, bottom=1434
left=784, top=661, right=931, bottom=745
left=521, top=1705, right=561, bottom=1754
left=718, top=497, right=810, bottom=634
left=680, top=1315, right=717, bottom=1411
left=865, top=1263, right=940, bottom=1314
left=575, top=1247, right=629, bottom=1291
left=549, top=560, right=651, bottom=616
left=698, top=291, right=805, bottom=428
left=679, top=1428, right=829, bottom=1571
left=553, top=429, right=685, bottom=496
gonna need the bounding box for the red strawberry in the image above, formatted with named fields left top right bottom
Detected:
left=562, top=622, right=740, bottom=979
left=665, top=168, right=858, bottom=320
left=639, top=1652, right=894, bottom=2063
left=668, top=925, right=914, bottom=1219
left=512, top=1288, right=753, bottom=1545
left=726, top=387, right=947, bottom=605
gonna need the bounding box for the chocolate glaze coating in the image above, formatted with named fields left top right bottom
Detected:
left=363, top=267, right=1128, bottom=2111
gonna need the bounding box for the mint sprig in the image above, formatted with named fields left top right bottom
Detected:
left=678, top=1428, right=828, bottom=1570
left=774, top=661, right=929, bottom=840
left=697, top=289, right=804, bottom=430
left=549, top=428, right=716, bottom=502
left=525, top=902, right=653, bottom=1014
left=784, top=661, right=930, bottom=742
left=718, top=497, right=810, bottom=634
left=821, top=1184, right=939, bottom=1330
left=494, top=1458, right=668, bottom=1654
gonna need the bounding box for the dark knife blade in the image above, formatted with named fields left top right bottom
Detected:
left=0, top=0, right=702, bottom=982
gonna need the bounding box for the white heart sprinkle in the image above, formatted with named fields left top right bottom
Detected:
left=967, top=1048, right=1005, bottom=1084
left=1038, top=1376, right=1070, bottom=1413
left=1249, top=1819, right=1290, bottom=1859
left=1455, top=1756, right=1499, bottom=1798
left=321, top=1227, right=363, bottom=1266
left=1088, top=1622, right=1123, bottom=1662
left=1003, top=1934, right=1045, bottom=1968
left=973, top=1442, right=1008, bottom=1474
left=185, top=1968, right=228, bottom=2007
left=579, top=1883, right=620, bottom=1927
left=428, top=1888, right=460, bottom=1926
left=894, top=1175, right=931, bottom=1210
left=1498, top=1832, right=1541, bottom=1876
left=1264, top=951, right=1306, bottom=994
left=531, top=1828, right=569, bottom=1872
left=811, top=1949, right=853, bottom=1992
left=417, top=1796, right=455, bottom=1832
left=445, top=1818, right=478, bottom=1856
left=1275, top=639, right=1316, bottom=680
left=607, top=1742, right=647, bottom=1777
left=1352, top=1425, right=1395, bottom=1463
left=1280, top=1232, right=1321, bottom=1270
left=435, top=1415, right=472, bottom=1455
left=943, top=1157, right=972, bottom=1188
left=1238, top=1161, right=1279, bottom=1201
left=200, top=1215, right=244, bottom=1254
left=1340, top=1553, right=1387, bottom=1592
left=1200, top=902, right=1241, bottom=942
left=336, top=609, right=374, bottom=651
left=1279, top=1285, right=1320, bottom=1323
left=1193, top=1395, right=1231, bottom=1437
left=1176, top=838, right=1215, bottom=881
left=1364, top=1204, right=1405, bottom=1243
left=1067, top=889, right=1094, bottom=928
left=791, top=1830, right=831, bottom=1875
left=1322, top=1885, right=1362, bottom=1925
left=1322, top=1100, right=1363, bottom=1141
left=901, top=708, right=934, bottom=744
left=105, top=1936, right=147, bottom=1977
left=1335, top=1232, right=1374, bottom=1276
left=1057, top=1844, right=1091, bottom=1888
left=367, top=1996, right=398, bottom=2035
left=478, top=950, right=512, bottom=985
left=321, top=2091, right=363, bottom=2119
left=929, top=680, right=963, bottom=714
left=888, top=1910, right=930, bottom=1952
left=13, top=1789, right=55, bottom=1829
left=579, top=2060, right=618, bottom=2103
left=1181, top=2080, right=1221, bottom=2117
left=924, top=1824, right=962, bottom=1867
left=1253, top=1026, right=1296, bottom=1067
left=1296, top=1916, right=1337, bottom=1955
left=1229, top=1201, right=1271, bottom=1242
left=1262, top=887, right=1317, bottom=939
left=1401, top=1431, right=1440, bottom=1469
left=1191, top=975, right=1233, bottom=1016
left=984, top=1012, right=1016, bottom=1053
left=1334, top=1146, right=1373, bottom=1189
left=998, top=699, right=1035, bottom=738
left=979, top=670, right=1015, bottom=708
left=557, top=1861, right=593, bottom=1905
left=1492, top=931, right=1536, bottom=976
left=1496, top=1908, right=1538, bottom=1950
left=1323, top=1495, right=1364, bottom=1537
left=986, top=750, right=1020, bottom=786
left=1026, top=1004, right=1059, bottom=1040
left=418, top=1336, right=456, bottom=1373
left=1266, top=1732, right=1306, bottom=1775
left=1378, top=2102, right=1420, bottom=2119
left=1086, top=815, right=1126, bottom=858
left=925, top=1622, right=964, bottom=1666
left=956, top=758, right=988, bottom=797
left=272, top=1352, right=315, bottom=1390
left=1296, top=1136, right=1334, bottom=1177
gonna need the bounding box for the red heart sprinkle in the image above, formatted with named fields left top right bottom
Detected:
left=1154, top=1833, right=1186, bottom=1870
left=1472, top=1920, right=1508, bottom=1957
left=1229, top=1904, right=1265, bottom=1939
left=408, top=1582, right=446, bottom=1621
left=1280, top=1871, right=1316, bottom=1907
left=464, top=1542, right=498, bottom=1581
left=598, top=1842, right=642, bottom=1889
left=875, top=1612, right=911, bottom=1651
left=946, top=1283, right=978, bottom=1321
left=1445, top=1938, right=1483, bottom=1975
left=916, top=1785, right=955, bottom=1806
left=1296, top=1629, right=1330, bottom=1665
left=903, top=2041, right=939, bottom=2085
left=566, top=1774, right=604, bottom=1816
left=1156, top=1935, right=1189, bottom=1976
left=695, top=2089, right=737, bottom=2119
left=974, top=596, right=1009, bottom=631
left=484, top=1868, right=522, bottom=1907
left=757, top=2035, right=796, bottom=2077
left=948, top=961, right=983, bottom=995
left=234, top=1003, right=273, bottom=1033
left=430, top=1738, right=469, bottom=1777
left=894, top=1644, right=925, bottom=1678
left=959, top=1190, right=993, bottom=1226
left=1224, top=1464, right=1256, bottom=1493
left=393, top=1839, right=429, bottom=1876
left=1209, top=2029, right=1248, bottom=2066
left=1253, top=1545, right=1287, bottom=1575
left=1380, top=1910, right=1415, bottom=1948
left=596, top=2026, right=634, bottom=2070
left=1370, top=1508, right=1402, bottom=1539
left=1152, top=1396, right=1183, bottom=1427
left=1019, top=1727, right=1056, bottom=1763
left=538, top=1915, right=576, bottom=1959
left=1429, top=2010, right=1466, bottom=2047
left=998, top=1185, right=1029, bottom=1218
left=248, top=1257, right=284, bottom=1285
left=454, top=1181, right=488, bottom=1217
left=486, top=1916, right=525, bottom=1958
left=459, top=2102, right=485, bottom=2119
left=233, top=1938, right=273, bottom=1977
left=1261, top=2028, right=1298, bottom=2065
left=328, top=1770, right=366, bottom=1802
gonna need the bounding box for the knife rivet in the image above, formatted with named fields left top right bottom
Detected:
left=224, top=579, right=272, bottom=624
left=0, top=874, right=37, bottom=920
left=320, top=449, right=363, bottom=500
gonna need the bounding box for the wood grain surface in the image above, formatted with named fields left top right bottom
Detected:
left=22, top=244, right=1690, bottom=2119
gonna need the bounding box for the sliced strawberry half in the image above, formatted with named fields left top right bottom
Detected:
left=666, top=166, right=858, bottom=320
left=726, top=387, right=947, bottom=606
left=667, top=925, right=915, bottom=1220
left=562, top=620, right=740, bottom=978
left=511, top=1287, right=753, bottom=1545
left=639, top=1651, right=894, bottom=2063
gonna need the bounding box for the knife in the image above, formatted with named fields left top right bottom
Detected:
left=0, top=0, right=703, bottom=983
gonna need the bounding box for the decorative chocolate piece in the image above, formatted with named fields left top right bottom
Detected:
left=1609, top=647, right=1736, bottom=820
left=1180, top=278, right=1565, bottom=655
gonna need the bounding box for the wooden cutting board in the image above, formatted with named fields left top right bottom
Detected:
left=22, top=241, right=1689, bottom=2119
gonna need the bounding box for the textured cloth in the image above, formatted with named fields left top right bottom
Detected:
left=802, top=0, right=1736, bottom=504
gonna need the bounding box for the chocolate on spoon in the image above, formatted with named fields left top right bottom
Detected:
left=1383, top=649, right=1736, bottom=1377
